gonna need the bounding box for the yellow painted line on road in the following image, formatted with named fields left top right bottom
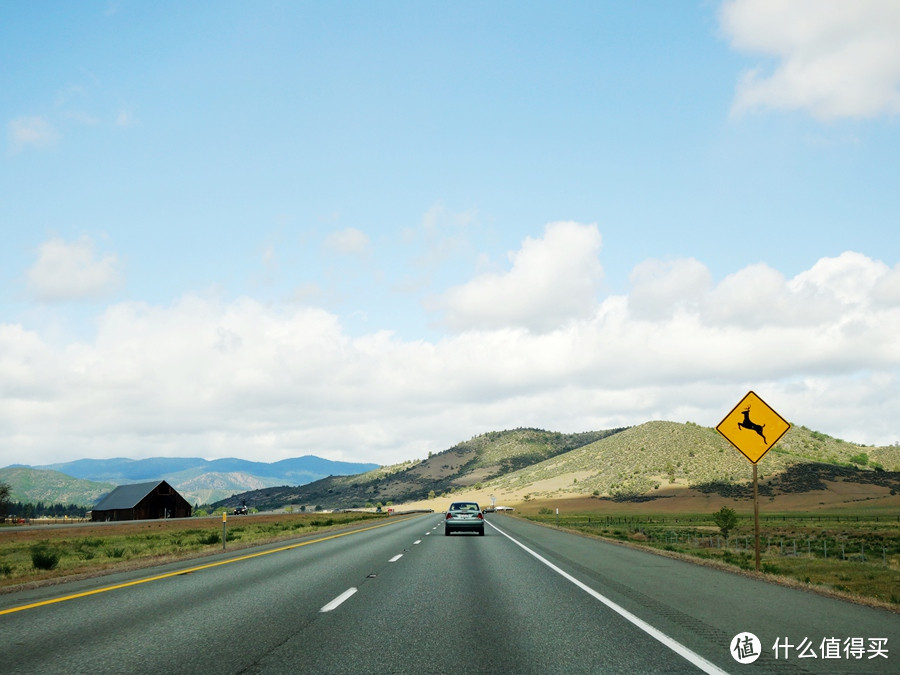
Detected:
left=0, top=516, right=420, bottom=616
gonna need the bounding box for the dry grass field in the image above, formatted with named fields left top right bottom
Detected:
left=0, top=511, right=383, bottom=592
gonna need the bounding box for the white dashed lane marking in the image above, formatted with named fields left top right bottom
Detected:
left=320, top=587, right=357, bottom=612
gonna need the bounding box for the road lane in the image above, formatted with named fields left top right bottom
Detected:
left=253, top=517, right=713, bottom=674
left=2, top=512, right=897, bottom=673
left=0, top=514, right=432, bottom=674
left=490, top=514, right=899, bottom=673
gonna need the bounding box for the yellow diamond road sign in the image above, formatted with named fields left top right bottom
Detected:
left=716, top=391, right=790, bottom=464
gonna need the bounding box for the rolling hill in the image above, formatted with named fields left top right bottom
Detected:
left=485, top=421, right=900, bottom=500
left=211, top=422, right=900, bottom=512
left=6, top=423, right=898, bottom=513
left=0, top=467, right=115, bottom=507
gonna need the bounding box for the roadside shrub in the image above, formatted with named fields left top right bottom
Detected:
left=0, top=562, right=13, bottom=576
left=712, top=506, right=738, bottom=539
left=105, top=547, right=126, bottom=558
left=198, top=532, right=221, bottom=546
left=31, top=545, right=60, bottom=570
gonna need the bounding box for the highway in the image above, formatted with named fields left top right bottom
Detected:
left=1, top=513, right=897, bottom=673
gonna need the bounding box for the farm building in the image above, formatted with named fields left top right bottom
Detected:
left=91, top=480, right=192, bottom=521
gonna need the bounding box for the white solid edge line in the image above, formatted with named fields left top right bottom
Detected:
left=389, top=554, right=403, bottom=562
left=487, top=521, right=728, bottom=675
left=320, top=587, right=358, bottom=612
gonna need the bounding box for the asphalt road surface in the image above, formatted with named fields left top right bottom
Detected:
left=1, top=513, right=897, bottom=674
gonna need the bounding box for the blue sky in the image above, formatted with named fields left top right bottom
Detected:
left=2, top=1, right=899, bottom=467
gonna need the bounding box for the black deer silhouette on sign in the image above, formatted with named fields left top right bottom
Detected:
left=738, top=406, right=767, bottom=444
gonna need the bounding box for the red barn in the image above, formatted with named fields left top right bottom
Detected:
left=91, top=480, right=192, bottom=521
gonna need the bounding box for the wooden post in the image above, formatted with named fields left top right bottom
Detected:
left=753, top=463, right=760, bottom=572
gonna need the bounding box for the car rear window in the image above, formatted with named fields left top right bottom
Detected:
left=450, top=503, right=479, bottom=511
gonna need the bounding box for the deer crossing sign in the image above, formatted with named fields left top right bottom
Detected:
left=716, top=391, right=791, bottom=463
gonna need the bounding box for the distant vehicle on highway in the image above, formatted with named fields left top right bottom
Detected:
left=233, top=506, right=248, bottom=515
left=444, top=501, right=485, bottom=536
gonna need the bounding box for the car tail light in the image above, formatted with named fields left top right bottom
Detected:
left=445, top=512, right=453, bottom=519
left=477, top=512, right=484, bottom=520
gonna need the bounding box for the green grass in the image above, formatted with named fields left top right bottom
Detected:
left=525, top=511, right=900, bottom=606
left=0, top=512, right=384, bottom=588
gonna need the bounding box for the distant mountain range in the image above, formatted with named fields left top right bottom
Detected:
left=1, top=456, right=379, bottom=507
left=4, top=423, right=899, bottom=513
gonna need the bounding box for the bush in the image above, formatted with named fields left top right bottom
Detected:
left=198, top=531, right=222, bottom=546
left=31, top=545, right=60, bottom=570
left=712, top=506, right=739, bottom=539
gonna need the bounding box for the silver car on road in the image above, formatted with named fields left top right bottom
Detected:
left=444, top=501, right=485, bottom=536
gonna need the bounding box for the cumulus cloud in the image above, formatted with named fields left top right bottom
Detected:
left=27, top=236, right=123, bottom=301
left=628, top=258, right=712, bottom=320
left=721, top=0, right=900, bottom=119
left=436, top=221, right=604, bottom=333
left=7, top=116, right=60, bottom=153
left=2, top=244, right=899, bottom=467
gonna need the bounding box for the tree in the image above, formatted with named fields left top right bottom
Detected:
left=0, top=481, right=9, bottom=520
left=712, top=506, right=738, bottom=539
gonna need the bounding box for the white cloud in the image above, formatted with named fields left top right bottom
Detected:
left=27, top=236, right=123, bottom=301
left=721, top=0, right=900, bottom=119
left=324, top=227, right=370, bottom=256
left=436, top=221, right=604, bottom=333
left=7, top=116, right=60, bottom=153
left=2, top=245, right=900, bottom=468
left=628, top=258, right=712, bottom=320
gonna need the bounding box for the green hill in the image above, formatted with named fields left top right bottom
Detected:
left=0, top=467, right=115, bottom=507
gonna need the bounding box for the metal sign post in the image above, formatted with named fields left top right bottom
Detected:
left=716, top=391, right=790, bottom=571
left=222, top=511, right=227, bottom=550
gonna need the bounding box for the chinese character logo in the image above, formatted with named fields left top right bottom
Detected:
left=732, top=632, right=762, bottom=664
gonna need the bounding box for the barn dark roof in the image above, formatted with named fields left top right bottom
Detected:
left=93, top=481, right=166, bottom=511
